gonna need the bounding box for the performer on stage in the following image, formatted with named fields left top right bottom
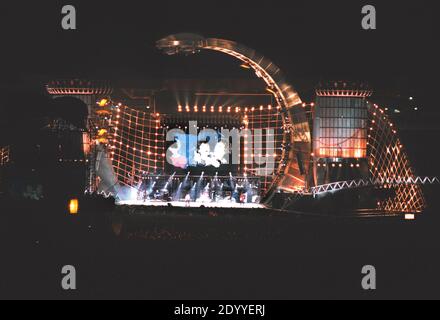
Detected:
left=185, top=193, right=191, bottom=207
left=240, top=192, right=247, bottom=204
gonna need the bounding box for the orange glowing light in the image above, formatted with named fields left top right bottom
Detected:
left=69, top=199, right=79, bottom=215
left=95, top=109, right=111, bottom=116
left=354, top=149, right=363, bottom=158
left=98, top=99, right=109, bottom=107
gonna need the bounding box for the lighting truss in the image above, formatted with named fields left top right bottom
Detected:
left=310, top=177, right=438, bottom=197
left=46, top=79, right=113, bottom=95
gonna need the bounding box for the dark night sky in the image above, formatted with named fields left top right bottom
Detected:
left=0, top=0, right=438, bottom=102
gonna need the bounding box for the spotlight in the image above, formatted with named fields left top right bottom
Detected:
left=97, top=99, right=109, bottom=107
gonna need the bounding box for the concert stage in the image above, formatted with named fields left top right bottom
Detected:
left=116, top=199, right=265, bottom=209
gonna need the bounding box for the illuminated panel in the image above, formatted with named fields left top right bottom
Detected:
left=162, top=111, right=242, bottom=175
left=368, top=103, right=425, bottom=213
left=109, top=106, right=165, bottom=187
left=313, top=97, right=368, bottom=159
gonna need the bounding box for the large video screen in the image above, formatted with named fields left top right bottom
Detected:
left=165, top=130, right=240, bottom=175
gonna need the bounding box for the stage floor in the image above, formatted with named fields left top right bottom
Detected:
left=116, top=200, right=265, bottom=209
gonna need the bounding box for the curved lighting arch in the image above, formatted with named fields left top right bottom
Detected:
left=157, top=33, right=310, bottom=201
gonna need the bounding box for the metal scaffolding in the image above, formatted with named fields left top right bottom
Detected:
left=367, top=103, right=426, bottom=213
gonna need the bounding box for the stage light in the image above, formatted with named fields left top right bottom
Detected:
left=98, top=99, right=109, bottom=107
left=405, top=214, right=415, bottom=221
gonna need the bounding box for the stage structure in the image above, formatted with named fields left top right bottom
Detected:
left=109, top=106, right=166, bottom=187
left=309, top=82, right=426, bottom=214
left=42, top=39, right=434, bottom=217
left=104, top=104, right=269, bottom=207
left=367, top=103, right=426, bottom=213
left=157, top=34, right=312, bottom=202
left=46, top=79, right=113, bottom=115
left=312, top=83, right=371, bottom=186
left=46, top=80, right=114, bottom=193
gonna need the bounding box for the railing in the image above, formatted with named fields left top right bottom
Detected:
left=309, top=177, right=440, bottom=197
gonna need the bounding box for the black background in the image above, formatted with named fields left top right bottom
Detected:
left=1, top=0, right=437, bottom=100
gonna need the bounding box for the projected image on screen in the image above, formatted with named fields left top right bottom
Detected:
left=168, top=133, right=228, bottom=170
left=194, top=141, right=228, bottom=168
